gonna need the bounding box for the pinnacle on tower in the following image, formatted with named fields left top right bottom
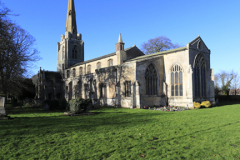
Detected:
left=65, top=0, right=77, bottom=34
left=118, top=33, right=123, bottom=43
left=116, top=33, right=125, bottom=51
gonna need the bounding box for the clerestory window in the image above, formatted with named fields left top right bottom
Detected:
left=87, top=65, right=91, bottom=74
left=79, top=67, right=83, bottom=76
left=97, top=62, right=101, bottom=69
left=108, top=59, right=113, bottom=67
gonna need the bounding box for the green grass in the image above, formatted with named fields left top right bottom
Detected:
left=1, top=103, right=240, bottom=159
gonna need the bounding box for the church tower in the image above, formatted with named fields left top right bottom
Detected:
left=57, top=0, right=84, bottom=72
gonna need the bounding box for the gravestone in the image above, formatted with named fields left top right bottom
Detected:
left=0, top=96, right=6, bottom=115
left=0, top=96, right=11, bottom=120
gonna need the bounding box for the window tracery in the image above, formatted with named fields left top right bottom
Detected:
left=194, top=54, right=206, bottom=98
left=171, top=64, right=183, bottom=96
left=145, top=64, right=158, bottom=95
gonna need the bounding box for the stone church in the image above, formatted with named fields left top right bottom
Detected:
left=33, top=0, right=215, bottom=109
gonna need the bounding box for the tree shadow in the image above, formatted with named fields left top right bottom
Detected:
left=0, top=108, right=171, bottom=138
left=214, top=101, right=240, bottom=107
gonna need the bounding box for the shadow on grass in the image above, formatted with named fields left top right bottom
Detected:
left=215, top=101, right=240, bottom=107
left=0, top=108, right=171, bottom=138
left=6, top=107, right=66, bottom=115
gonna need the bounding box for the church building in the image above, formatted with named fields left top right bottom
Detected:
left=33, top=0, right=215, bottom=109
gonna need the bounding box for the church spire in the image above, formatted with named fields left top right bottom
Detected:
left=65, top=0, right=77, bottom=34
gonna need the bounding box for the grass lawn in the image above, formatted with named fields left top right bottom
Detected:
left=1, top=103, right=240, bottom=159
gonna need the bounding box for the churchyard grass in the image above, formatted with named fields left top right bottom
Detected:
left=1, top=103, right=240, bottom=159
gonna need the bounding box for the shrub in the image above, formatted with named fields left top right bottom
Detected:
left=194, top=102, right=201, bottom=109
left=69, top=98, right=92, bottom=114
left=201, top=101, right=211, bottom=108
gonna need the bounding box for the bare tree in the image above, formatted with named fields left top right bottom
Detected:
left=230, top=70, right=240, bottom=95
left=218, top=70, right=233, bottom=96
left=141, top=36, right=183, bottom=55
left=0, top=3, right=40, bottom=97
left=214, top=73, right=220, bottom=95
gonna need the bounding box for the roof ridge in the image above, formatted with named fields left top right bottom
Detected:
left=126, top=46, right=187, bottom=62
left=70, top=46, right=137, bottom=68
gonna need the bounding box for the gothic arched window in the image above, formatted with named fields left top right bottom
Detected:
left=72, top=45, right=77, bottom=59
left=108, top=59, right=113, bottom=67
left=75, top=80, right=82, bottom=98
left=145, top=64, right=158, bottom=95
left=97, top=62, right=101, bottom=69
left=171, top=64, right=183, bottom=96
left=73, top=68, right=76, bottom=77
left=194, top=54, right=207, bottom=98
left=79, top=67, right=83, bottom=76
left=87, top=65, right=91, bottom=74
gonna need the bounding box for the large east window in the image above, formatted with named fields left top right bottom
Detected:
left=171, top=64, right=183, bottom=96
left=145, top=64, right=158, bottom=95
left=194, top=54, right=206, bottom=98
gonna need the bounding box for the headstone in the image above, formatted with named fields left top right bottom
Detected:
left=0, top=97, right=12, bottom=120
left=0, top=97, right=6, bottom=115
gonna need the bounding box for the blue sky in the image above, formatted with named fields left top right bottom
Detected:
left=2, top=0, right=240, bottom=77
